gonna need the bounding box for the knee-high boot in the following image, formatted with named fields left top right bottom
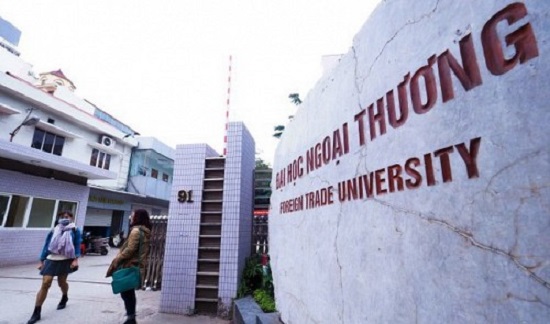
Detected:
left=26, top=306, right=41, bottom=324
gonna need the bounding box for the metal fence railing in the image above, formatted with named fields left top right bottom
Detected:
left=142, top=215, right=167, bottom=291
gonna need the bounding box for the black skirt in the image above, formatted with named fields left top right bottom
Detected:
left=40, top=259, right=75, bottom=276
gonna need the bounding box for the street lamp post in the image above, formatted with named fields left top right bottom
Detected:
left=9, top=108, right=40, bottom=142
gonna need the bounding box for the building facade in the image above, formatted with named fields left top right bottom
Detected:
left=0, top=48, right=134, bottom=266
left=252, top=167, right=271, bottom=254
left=85, top=136, right=174, bottom=239
left=0, top=18, right=174, bottom=264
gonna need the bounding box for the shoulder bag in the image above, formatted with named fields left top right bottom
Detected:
left=111, top=228, right=142, bottom=294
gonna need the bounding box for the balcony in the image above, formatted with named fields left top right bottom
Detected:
left=0, top=138, right=116, bottom=181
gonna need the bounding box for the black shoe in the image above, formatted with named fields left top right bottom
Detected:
left=27, top=306, right=41, bottom=324
left=57, top=295, right=68, bottom=310
left=123, top=314, right=137, bottom=324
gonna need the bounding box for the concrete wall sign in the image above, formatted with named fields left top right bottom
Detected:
left=270, top=1, right=549, bottom=323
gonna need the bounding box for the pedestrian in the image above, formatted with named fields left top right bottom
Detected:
left=26, top=211, right=81, bottom=324
left=106, top=209, right=151, bottom=324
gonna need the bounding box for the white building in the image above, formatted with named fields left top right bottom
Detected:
left=0, top=18, right=173, bottom=265
left=85, top=134, right=174, bottom=240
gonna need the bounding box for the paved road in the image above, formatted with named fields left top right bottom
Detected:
left=0, top=248, right=229, bottom=324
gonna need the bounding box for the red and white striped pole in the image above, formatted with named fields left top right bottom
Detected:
left=223, top=55, right=232, bottom=156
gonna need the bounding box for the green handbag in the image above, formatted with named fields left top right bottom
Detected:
left=111, top=229, right=143, bottom=294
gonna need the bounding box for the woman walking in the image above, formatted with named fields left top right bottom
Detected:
left=107, top=209, right=151, bottom=324
left=27, top=211, right=81, bottom=324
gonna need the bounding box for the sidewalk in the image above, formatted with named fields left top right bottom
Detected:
left=0, top=248, right=229, bottom=324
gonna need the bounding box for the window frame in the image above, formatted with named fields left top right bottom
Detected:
left=27, top=197, right=58, bottom=228
left=0, top=192, right=78, bottom=229
left=2, top=194, right=30, bottom=228
left=31, top=128, right=65, bottom=156
left=0, top=194, right=13, bottom=227
left=90, top=148, right=112, bottom=170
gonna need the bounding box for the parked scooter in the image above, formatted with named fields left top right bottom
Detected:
left=82, top=232, right=109, bottom=255
left=109, top=231, right=125, bottom=248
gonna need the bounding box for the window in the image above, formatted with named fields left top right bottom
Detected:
left=32, top=129, right=65, bottom=156
left=254, top=198, right=271, bottom=206
left=98, top=152, right=105, bottom=168
left=255, top=189, right=272, bottom=197
left=56, top=201, right=77, bottom=217
left=27, top=198, right=56, bottom=228
left=255, top=179, right=271, bottom=188
left=0, top=195, right=9, bottom=226
left=90, top=148, right=111, bottom=170
left=162, top=173, right=169, bottom=182
left=2, top=195, right=29, bottom=227
left=151, top=169, right=158, bottom=179
left=104, top=154, right=111, bottom=169
left=138, top=166, right=147, bottom=176
left=90, top=149, right=98, bottom=166
left=0, top=194, right=77, bottom=228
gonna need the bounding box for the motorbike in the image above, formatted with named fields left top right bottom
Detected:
left=82, top=232, right=109, bottom=255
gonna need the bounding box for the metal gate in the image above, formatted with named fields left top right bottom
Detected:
left=142, top=215, right=168, bottom=291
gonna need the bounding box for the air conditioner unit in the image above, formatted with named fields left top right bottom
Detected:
left=100, top=135, right=115, bottom=148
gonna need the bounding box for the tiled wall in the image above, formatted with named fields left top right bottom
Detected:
left=160, top=122, right=255, bottom=316
left=0, top=169, right=89, bottom=267
left=218, top=122, right=255, bottom=315
left=160, top=144, right=218, bottom=314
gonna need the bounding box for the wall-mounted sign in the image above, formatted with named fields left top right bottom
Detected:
left=89, top=195, right=124, bottom=205
left=177, top=190, right=194, bottom=203
left=270, top=2, right=549, bottom=323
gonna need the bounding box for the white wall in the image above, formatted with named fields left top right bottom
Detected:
left=1, top=91, right=124, bottom=176
left=89, top=144, right=133, bottom=190
left=0, top=47, right=35, bottom=83
left=270, top=1, right=550, bottom=323
left=137, top=136, right=175, bottom=160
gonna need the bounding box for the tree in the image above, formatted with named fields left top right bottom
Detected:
left=255, top=158, right=270, bottom=170
left=288, top=93, right=302, bottom=105
left=272, top=93, right=301, bottom=139
left=273, top=125, right=285, bottom=139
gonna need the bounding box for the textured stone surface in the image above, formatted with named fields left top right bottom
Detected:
left=232, top=296, right=282, bottom=324
left=270, top=1, right=550, bottom=323
left=256, top=312, right=283, bottom=324
left=233, top=296, right=263, bottom=324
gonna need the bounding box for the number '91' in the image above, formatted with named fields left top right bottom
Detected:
left=178, top=190, right=194, bottom=203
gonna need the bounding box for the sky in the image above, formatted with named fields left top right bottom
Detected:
left=0, top=0, right=381, bottom=165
